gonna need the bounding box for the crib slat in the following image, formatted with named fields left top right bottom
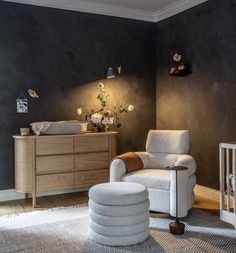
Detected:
left=226, top=148, right=230, bottom=211
left=233, top=149, right=236, bottom=214
left=220, top=147, right=225, bottom=211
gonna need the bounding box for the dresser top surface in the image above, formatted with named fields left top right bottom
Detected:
left=13, top=131, right=118, bottom=139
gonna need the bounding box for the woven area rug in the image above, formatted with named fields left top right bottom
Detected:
left=0, top=204, right=235, bottom=253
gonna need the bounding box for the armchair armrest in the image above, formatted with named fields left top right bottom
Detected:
left=110, top=158, right=127, bottom=182
left=174, top=155, right=196, bottom=176
left=110, top=152, right=146, bottom=182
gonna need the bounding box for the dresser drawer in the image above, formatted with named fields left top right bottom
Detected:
left=75, top=169, right=108, bottom=188
left=36, top=137, right=73, bottom=155
left=37, top=172, right=74, bottom=192
left=36, top=155, right=74, bottom=175
left=74, top=135, right=108, bottom=153
left=74, top=152, right=108, bottom=171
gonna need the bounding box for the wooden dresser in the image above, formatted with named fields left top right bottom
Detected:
left=13, top=132, right=117, bottom=207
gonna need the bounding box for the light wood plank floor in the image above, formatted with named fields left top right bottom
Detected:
left=0, top=191, right=219, bottom=217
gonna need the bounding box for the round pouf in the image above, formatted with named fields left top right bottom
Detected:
left=88, top=182, right=150, bottom=246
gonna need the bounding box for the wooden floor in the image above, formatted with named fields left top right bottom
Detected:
left=0, top=191, right=219, bottom=217
left=194, top=194, right=219, bottom=216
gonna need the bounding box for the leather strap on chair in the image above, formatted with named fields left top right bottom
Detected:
left=113, top=152, right=144, bottom=173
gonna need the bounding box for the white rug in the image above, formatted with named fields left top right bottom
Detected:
left=0, top=204, right=235, bottom=253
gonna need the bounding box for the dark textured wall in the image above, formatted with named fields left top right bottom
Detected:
left=0, top=1, right=156, bottom=190
left=156, top=0, right=236, bottom=189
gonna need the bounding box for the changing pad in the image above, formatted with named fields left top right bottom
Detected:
left=31, top=121, right=88, bottom=135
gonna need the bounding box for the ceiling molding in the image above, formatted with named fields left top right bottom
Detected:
left=3, top=0, right=208, bottom=23
left=3, top=0, right=156, bottom=22
left=154, top=0, right=208, bottom=22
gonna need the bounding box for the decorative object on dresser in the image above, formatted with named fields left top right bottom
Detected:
left=13, top=132, right=117, bottom=207
left=219, top=142, right=236, bottom=229
left=77, top=83, right=134, bottom=132
left=110, top=130, right=196, bottom=218
left=20, top=128, right=30, bottom=136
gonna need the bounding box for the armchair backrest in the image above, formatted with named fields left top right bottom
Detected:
left=146, top=130, right=189, bottom=155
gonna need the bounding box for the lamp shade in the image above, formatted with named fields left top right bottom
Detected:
left=107, top=67, right=115, bottom=79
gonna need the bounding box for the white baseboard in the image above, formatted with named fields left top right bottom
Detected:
left=0, top=189, right=24, bottom=202
left=194, top=184, right=220, bottom=202
left=0, top=188, right=88, bottom=202
left=221, top=210, right=236, bottom=229
left=0, top=184, right=224, bottom=203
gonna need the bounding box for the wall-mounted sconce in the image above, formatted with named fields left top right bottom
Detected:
left=169, top=53, right=192, bottom=77
left=107, top=64, right=122, bottom=79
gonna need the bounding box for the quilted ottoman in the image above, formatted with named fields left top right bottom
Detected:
left=88, top=182, right=150, bottom=246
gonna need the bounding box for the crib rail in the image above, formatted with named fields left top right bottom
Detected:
left=219, top=143, right=236, bottom=228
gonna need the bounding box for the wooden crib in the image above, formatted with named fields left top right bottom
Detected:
left=219, top=142, right=236, bottom=228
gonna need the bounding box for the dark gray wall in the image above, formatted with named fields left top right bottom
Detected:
left=0, top=1, right=156, bottom=190
left=156, top=0, right=236, bottom=189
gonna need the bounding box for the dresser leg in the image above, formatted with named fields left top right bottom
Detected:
left=32, top=194, right=36, bottom=208
left=32, top=184, right=37, bottom=207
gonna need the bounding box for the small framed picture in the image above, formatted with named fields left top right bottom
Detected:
left=16, top=98, right=28, bottom=113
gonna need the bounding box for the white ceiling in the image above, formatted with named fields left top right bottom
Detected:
left=4, top=0, right=208, bottom=22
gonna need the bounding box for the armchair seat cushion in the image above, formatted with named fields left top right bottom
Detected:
left=122, top=169, right=171, bottom=191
